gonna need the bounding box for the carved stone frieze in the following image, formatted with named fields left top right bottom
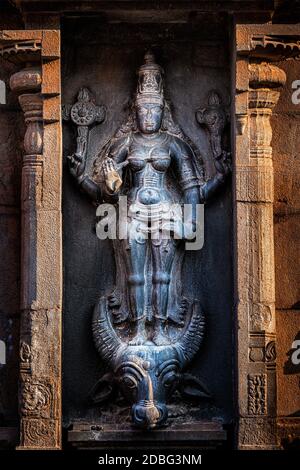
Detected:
left=248, top=374, right=267, bottom=415
left=21, top=418, right=58, bottom=449
left=21, top=378, right=54, bottom=419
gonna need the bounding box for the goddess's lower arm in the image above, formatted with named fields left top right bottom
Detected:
left=77, top=173, right=102, bottom=203
left=200, top=172, right=226, bottom=203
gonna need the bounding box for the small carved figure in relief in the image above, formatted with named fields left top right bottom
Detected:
left=196, top=90, right=231, bottom=176
left=65, top=52, right=230, bottom=428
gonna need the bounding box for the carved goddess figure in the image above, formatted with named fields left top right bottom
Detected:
left=68, top=52, right=229, bottom=347
left=67, top=52, right=231, bottom=428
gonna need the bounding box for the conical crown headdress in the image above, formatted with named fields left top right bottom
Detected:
left=136, top=51, right=164, bottom=106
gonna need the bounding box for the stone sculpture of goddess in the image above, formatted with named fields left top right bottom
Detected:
left=68, top=52, right=230, bottom=347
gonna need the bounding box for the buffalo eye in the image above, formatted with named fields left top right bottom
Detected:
left=121, top=376, right=137, bottom=389
left=163, top=372, right=178, bottom=388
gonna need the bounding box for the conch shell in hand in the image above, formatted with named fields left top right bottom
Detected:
left=105, top=160, right=128, bottom=193
left=105, top=168, right=123, bottom=193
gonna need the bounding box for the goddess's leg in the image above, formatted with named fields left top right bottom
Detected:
left=151, top=237, right=176, bottom=345
left=126, top=220, right=148, bottom=344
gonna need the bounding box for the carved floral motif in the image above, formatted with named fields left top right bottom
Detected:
left=248, top=374, right=267, bottom=415
left=21, top=378, right=53, bottom=419
left=22, top=418, right=57, bottom=448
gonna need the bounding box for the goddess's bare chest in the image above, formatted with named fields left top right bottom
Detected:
left=127, top=142, right=171, bottom=172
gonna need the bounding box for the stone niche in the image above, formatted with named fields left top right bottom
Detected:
left=1, top=2, right=299, bottom=451
left=62, top=15, right=233, bottom=446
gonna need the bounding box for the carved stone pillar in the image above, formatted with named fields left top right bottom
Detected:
left=0, top=31, right=62, bottom=450
left=233, top=25, right=300, bottom=449
left=236, top=62, right=285, bottom=449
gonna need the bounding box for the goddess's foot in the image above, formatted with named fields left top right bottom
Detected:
left=153, top=330, right=170, bottom=346
left=128, top=333, right=148, bottom=346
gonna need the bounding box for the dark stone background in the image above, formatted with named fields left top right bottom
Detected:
left=62, top=16, right=233, bottom=427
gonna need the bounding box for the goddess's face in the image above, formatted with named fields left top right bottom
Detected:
left=136, top=103, right=163, bottom=134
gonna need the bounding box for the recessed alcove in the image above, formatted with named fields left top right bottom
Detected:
left=61, top=14, right=233, bottom=447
